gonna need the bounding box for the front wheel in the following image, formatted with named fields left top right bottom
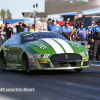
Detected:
left=74, top=68, right=83, bottom=72
left=24, top=54, right=30, bottom=73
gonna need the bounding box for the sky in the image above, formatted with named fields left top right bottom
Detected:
left=0, top=0, right=46, bottom=21
left=0, top=0, right=61, bottom=22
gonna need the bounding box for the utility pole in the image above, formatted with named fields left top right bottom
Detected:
left=22, top=5, right=47, bottom=31
left=33, top=3, right=38, bottom=31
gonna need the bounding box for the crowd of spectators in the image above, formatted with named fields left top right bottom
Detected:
left=48, top=18, right=100, bottom=61
left=0, top=18, right=100, bottom=61
left=48, top=18, right=95, bottom=43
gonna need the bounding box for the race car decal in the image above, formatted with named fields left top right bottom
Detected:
left=42, top=38, right=64, bottom=54
left=53, top=38, right=74, bottom=53
left=8, top=54, right=18, bottom=61
left=33, top=41, right=47, bottom=49
left=9, top=65, right=17, bottom=69
left=70, top=42, right=80, bottom=47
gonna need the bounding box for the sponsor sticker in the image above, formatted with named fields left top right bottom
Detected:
left=8, top=54, right=18, bottom=61
left=33, top=41, right=47, bottom=49
left=9, top=65, right=17, bottom=69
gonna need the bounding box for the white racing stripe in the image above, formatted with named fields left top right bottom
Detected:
left=53, top=38, right=74, bottom=53
left=42, top=38, right=64, bottom=54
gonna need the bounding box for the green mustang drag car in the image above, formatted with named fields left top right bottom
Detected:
left=0, top=31, right=89, bottom=72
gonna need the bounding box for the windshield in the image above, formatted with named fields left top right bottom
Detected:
left=22, top=32, right=67, bottom=43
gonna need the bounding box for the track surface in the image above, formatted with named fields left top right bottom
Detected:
left=0, top=63, right=100, bottom=100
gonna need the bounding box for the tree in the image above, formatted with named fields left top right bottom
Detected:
left=0, top=9, right=12, bottom=20
left=0, top=9, right=6, bottom=20
left=6, top=9, right=12, bottom=19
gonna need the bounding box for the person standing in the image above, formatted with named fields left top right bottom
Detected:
left=61, top=21, right=72, bottom=40
left=0, top=24, right=5, bottom=34
left=87, top=21, right=94, bottom=33
left=77, top=22, right=86, bottom=41
left=0, top=24, right=7, bottom=46
left=48, top=18, right=61, bottom=33
left=13, top=21, right=29, bottom=33
left=86, top=21, right=94, bottom=43
left=30, top=24, right=38, bottom=31
left=93, top=20, right=100, bottom=61
left=86, top=21, right=94, bottom=59
left=75, top=23, right=80, bottom=41
left=4, top=22, right=14, bottom=40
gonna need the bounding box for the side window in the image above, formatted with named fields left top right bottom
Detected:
left=8, top=35, right=21, bottom=45
left=4, top=38, right=10, bottom=45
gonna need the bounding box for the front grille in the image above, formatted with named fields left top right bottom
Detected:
left=50, top=53, right=82, bottom=61
left=52, top=60, right=81, bottom=67
left=50, top=53, right=82, bottom=67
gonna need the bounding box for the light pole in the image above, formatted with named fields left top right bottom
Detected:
left=33, top=3, right=38, bottom=31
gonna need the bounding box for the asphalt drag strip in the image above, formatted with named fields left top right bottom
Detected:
left=0, top=62, right=100, bottom=100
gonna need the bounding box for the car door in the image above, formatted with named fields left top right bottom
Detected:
left=5, top=35, right=23, bottom=69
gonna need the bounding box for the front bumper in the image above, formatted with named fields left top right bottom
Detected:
left=40, top=65, right=89, bottom=70
left=29, top=53, right=89, bottom=70
left=39, top=59, right=89, bottom=70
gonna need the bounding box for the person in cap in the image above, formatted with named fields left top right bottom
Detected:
left=0, top=24, right=6, bottom=46
left=75, top=23, right=80, bottom=40
left=74, top=23, right=80, bottom=29
left=76, top=22, right=86, bottom=41
left=86, top=21, right=95, bottom=59
left=48, top=18, right=61, bottom=33
left=88, top=21, right=94, bottom=32
left=4, top=22, right=14, bottom=40
left=86, top=21, right=94, bottom=44
left=30, top=24, right=38, bottom=31
left=0, top=24, right=5, bottom=29
left=93, top=20, right=100, bottom=61
left=13, top=21, right=29, bottom=33
left=61, top=21, right=72, bottom=40
left=0, top=24, right=5, bottom=34
left=67, top=18, right=70, bottom=23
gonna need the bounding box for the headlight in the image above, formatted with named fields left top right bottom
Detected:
left=33, top=54, right=50, bottom=58
left=80, top=52, right=88, bottom=57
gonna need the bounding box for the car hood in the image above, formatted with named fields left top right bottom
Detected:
left=26, top=38, right=87, bottom=54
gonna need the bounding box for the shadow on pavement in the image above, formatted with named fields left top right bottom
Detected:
left=0, top=68, right=78, bottom=75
